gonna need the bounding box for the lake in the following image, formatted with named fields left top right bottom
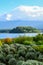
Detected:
left=0, top=33, right=42, bottom=39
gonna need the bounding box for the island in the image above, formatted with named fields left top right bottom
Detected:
left=10, top=26, right=40, bottom=33
left=0, top=26, right=40, bottom=33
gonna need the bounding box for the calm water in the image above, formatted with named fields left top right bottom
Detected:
left=0, top=33, right=42, bottom=39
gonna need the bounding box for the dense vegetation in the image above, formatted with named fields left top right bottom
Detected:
left=0, top=26, right=40, bottom=33
left=0, top=34, right=43, bottom=65
left=10, top=26, right=40, bottom=33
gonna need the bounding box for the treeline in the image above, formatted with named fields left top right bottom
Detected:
left=0, top=26, right=40, bottom=33
left=10, top=26, right=40, bottom=33
left=0, top=34, right=43, bottom=65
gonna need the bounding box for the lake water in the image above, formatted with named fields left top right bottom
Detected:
left=0, top=33, right=42, bottom=39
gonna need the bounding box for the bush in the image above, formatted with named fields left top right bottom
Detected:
left=36, top=41, right=43, bottom=45
left=10, top=44, right=17, bottom=49
left=15, top=36, right=33, bottom=44
left=17, top=60, right=24, bottom=65
left=38, top=54, right=43, bottom=61
left=28, top=47, right=36, bottom=52
left=18, top=46, right=27, bottom=51
left=38, top=45, right=43, bottom=52
left=0, top=63, right=6, bottom=65
left=18, top=49, right=26, bottom=57
left=33, top=34, right=43, bottom=42
left=14, top=54, right=19, bottom=59
left=4, top=38, right=12, bottom=44
left=23, top=40, right=32, bottom=45
left=8, top=58, right=16, bottom=65
left=25, top=52, right=37, bottom=60
left=17, top=60, right=43, bottom=65
left=0, top=54, right=5, bottom=63
left=19, top=56, right=24, bottom=61
left=25, top=60, right=43, bottom=65
left=9, top=44, right=17, bottom=54
left=0, top=41, right=2, bottom=46
left=0, top=46, right=2, bottom=53
left=2, top=44, right=10, bottom=54
left=32, top=45, right=43, bottom=52
left=6, top=54, right=14, bottom=61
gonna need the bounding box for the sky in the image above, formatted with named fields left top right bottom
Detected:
left=0, top=0, right=43, bottom=15
left=0, top=0, right=43, bottom=29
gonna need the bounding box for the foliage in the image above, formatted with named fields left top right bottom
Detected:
left=23, top=40, right=33, bottom=45
left=14, top=36, right=33, bottom=44
left=2, top=44, right=10, bottom=54
left=8, top=58, right=16, bottom=65
left=10, top=26, right=40, bottom=33
left=17, top=60, right=43, bottom=65
left=0, top=63, right=6, bottom=65
left=25, top=60, right=43, bottom=65
left=6, top=54, right=14, bottom=61
left=0, top=34, right=43, bottom=65
left=25, top=52, right=37, bottom=60
left=32, top=45, right=43, bottom=52
left=0, top=41, right=2, bottom=46
left=38, top=54, right=43, bottom=61
left=4, top=38, right=12, bottom=44
left=0, top=54, right=5, bottom=63
left=33, top=34, right=43, bottom=42
left=17, top=61, right=24, bottom=65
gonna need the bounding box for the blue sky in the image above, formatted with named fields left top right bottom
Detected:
left=0, top=0, right=43, bottom=15
left=0, top=0, right=43, bottom=29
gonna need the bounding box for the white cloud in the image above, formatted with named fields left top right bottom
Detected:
left=6, top=14, right=12, bottom=20
left=16, top=5, right=43, bottom=17
left=11, top=5, right=43, bottom=20
left=0, top=5, right=43, bottom=21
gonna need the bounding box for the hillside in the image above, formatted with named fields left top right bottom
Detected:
left=0, top=26, right=40, bottom=33
left=10, top=26, right=40, bottom=33
left=0, top=34, right=43, bottom=65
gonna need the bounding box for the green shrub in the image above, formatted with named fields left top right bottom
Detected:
left=10, top=44, right=17, bottom=49
left=28, top=47, right=36, bottom=52
left=19, top=56, right=24, bottom=61
left=33, top=34, right=43, bottom=42
left=6, top=54, right=14, bottom=61
left=8, top=58, right=16, bottom=65
left=2, top=44, right=10, bottom=54
left=17, top=60, right=24, bottom=65
left=38, top=54, right=43, bottom=61
left=36, top=41, right=43, bottom=45
left=26, top=60, right=43, bottom=65
left=0, top=63, right=6, bottom=65
left=10, top=47, right=16, bottom=54
left=32, top=45, right=43, bottom=52
left=9, top=44, right=17, bottom=54
left=0, top=54, right=5, bottom=63
left=18, top=46, right=27, bottom=51
left=0, top=46, right=2, bottom=53
left=38, top=45, right=43, bottom=52
left=15, top=36, right=33, bottom=44
left=18, top=49, right=26, bottom=57
left=17, top=60, right=43, bottom=65
left=23, top=40, right=32, bottom=45
left=14, top=54, right=19, bottom=59
left=25, top=52, right=37, bottom=60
